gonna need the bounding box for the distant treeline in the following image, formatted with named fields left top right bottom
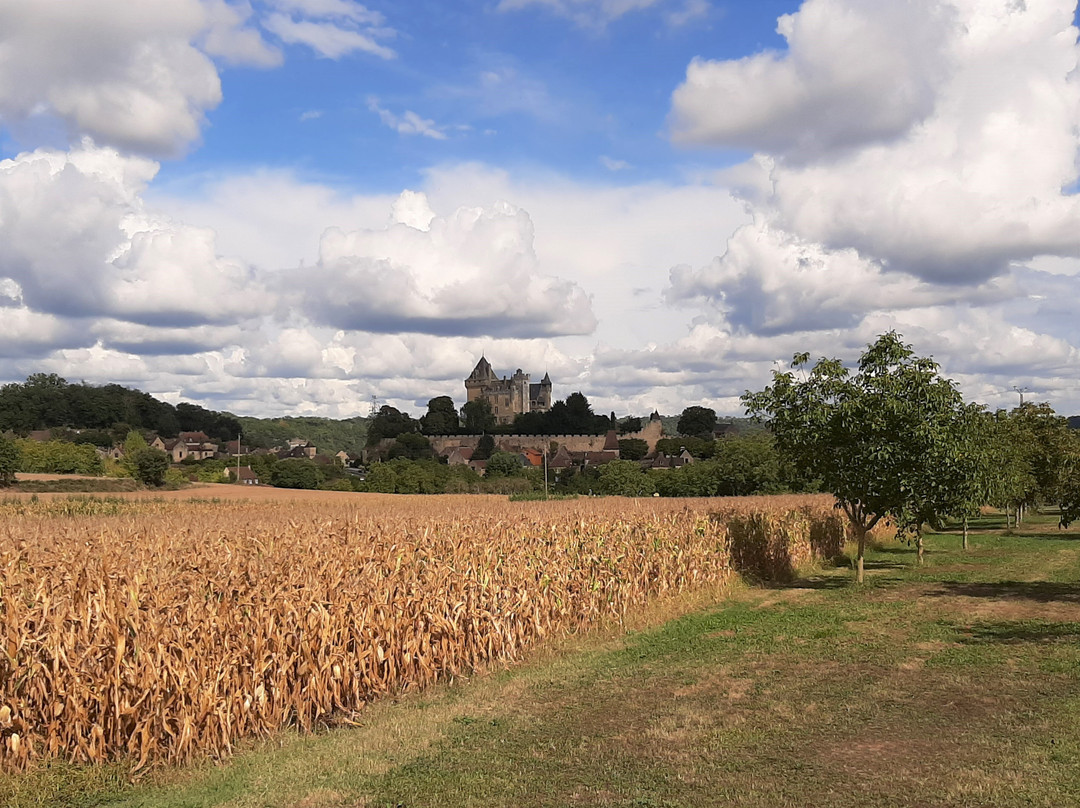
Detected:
left=238, top=415, right=370, bottom=455
left=0, top=374, right=241, bottom=444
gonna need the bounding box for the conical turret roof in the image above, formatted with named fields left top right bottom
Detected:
left=467, top=356, right=496, bottom=381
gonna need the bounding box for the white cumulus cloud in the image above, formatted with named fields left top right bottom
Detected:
left=0, top=0, right=284, bottom=155
left=0, top=141, right=271, bottom=327
left=297, top=192, right=598, bottom=338
left=670, top=0, right=1080, bottom=283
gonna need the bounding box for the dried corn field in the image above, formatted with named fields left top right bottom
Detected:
left=0, top=492, right=847, bottom=771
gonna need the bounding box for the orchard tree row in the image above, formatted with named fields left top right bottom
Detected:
left=744, top=331, right=1080, bottom=582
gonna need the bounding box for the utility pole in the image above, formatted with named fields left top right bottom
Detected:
left=543, top=449, right=549, bottom=500
left=1013, top=386, right=1030, bottom=406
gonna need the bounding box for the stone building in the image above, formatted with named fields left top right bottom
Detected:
left=465, top=356, right=552, bottom=425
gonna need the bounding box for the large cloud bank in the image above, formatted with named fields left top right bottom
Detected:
left=660, top=0, right=1080, bottom=412
left=1, top=0, right=1079, bottom=419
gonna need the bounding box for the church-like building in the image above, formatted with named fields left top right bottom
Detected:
left=465, top=357, right=552, bottom=425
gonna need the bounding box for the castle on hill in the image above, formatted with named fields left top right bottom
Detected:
left=465, top=356, right=552, bottom=425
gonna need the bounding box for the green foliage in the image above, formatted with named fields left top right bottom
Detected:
left=163, top=467, right=189, bottom=488
left=1004, top=403, right=1072, bottom=508
left=677, top=405, right=717, bottom=438
left=0, top=435, right=18, bottom=486
left=617, top=416, right=643, bottom=435
left=15, top=439, right=104, bottom=475
left=363, top=459, right=481, bottom=494
left=649, top=435, right=791, bottom=498
left=420, top=396, right=460, bottom=436
left=709, top=433, right=784, bottom=495
left=270, top=459, right=322, bottom=490
left=388, top=432, right=435, bottom=460
left=485, top=451, right=523, bottom=478
left=366, top=406, right=419, bottom=447
left=130, top=448, right=169, bottom=487
left=472, top=434, right=496, bottom=461
left=655, top=436, right=716, bottom=459
left=0, top=375, right=239, bottom=441
left=743, top=332, right=972, bottom=579
left=511, top=392, right=612, bottom=435
left=238, top=415, right=369, bottom=455
left=123, top=430, right=148, bottom=454
left=596, top=460, right=656, bottom=496
left=617, top=438, right=648, bottom=461
left=461, top=398, right=496, bottom=434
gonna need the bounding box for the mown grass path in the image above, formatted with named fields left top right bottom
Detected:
left=9, top=513, right=1080, bottom=807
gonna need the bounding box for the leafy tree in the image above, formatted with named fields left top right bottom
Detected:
left=1003, top=403, right=1071, bottom=519
left=565, top=392, right=602, bottom=434
left=678, top=406, right=718, bottom=438
left=420, top=396, right=460, bottom=435
left=485, top=451, right=523, bottom=478
left=710, top=433, right=783, bottom=496
left=1058, top=436, right=1080, bottom=528
left=743, top=332, right=972, bottom=583
left=935, top=405, right=1000, bottom=549
left=0, top=435, right=18, bottom=486
left=617, top=438, right=649, bottom=461
left=596, top=460, right=656, bottom=496
left=618, top=416, right=643, bottom=435
left=131, top=448, right=169, bottom=487
left=16, top=439, right=103, bottom=475
left=653, top=462, right=721, bottom=498
left=461, top=398, right=496, bottom=434
left=366, top=405, right=418, bottom=447
left=472, top=434, right=496, bottom=461
left=388, top=432, right=435, bottom=460
left=270, top=459, right=322, bottom=489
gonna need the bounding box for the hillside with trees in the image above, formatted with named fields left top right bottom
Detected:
left=238, top=415, right=370, bottom=455
left=0, top=375, right=241, bottom=443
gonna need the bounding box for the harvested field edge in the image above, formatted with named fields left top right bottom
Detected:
left=0, top=494, right=845, bottom=770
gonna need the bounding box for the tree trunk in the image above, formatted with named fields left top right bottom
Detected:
left=856, top=528, right=866, bottom=584
left=962, top=516, right=969, bottom=550
left=1005, top=505, right=1011, bottom=530
left=916, top=532, right=924, bottom=566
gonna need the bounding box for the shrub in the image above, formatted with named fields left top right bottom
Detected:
left=131, top=448, right=170, bottom=487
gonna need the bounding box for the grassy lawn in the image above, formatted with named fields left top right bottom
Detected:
left=7, top=512, right=1080, bottom=808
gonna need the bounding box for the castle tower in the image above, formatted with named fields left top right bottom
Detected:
left=465, top=357, right=553, bottom=425
left=465, top=356, right=497, bottom=404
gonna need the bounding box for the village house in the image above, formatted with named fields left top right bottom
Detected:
left=225, top=465, right=259, bottom=485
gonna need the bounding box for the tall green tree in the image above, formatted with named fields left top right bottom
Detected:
left=461, top=398, right=496, bottom=434
left=366, top=405, right=418, bottom=447
left=677, top=406, right=717, bottom=438
left=484, top=451, right=523, bottom=478
left=596, top=460, right=656, bottom=496
left=0, top=435, right=18, bottom=486
left=131, top=448, right=169, bottom=487
left=743, top=332, right=971, bottom=583
left=420, top=396, right=460, bottom=435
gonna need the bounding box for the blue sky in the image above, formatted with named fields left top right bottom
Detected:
left=0, top=0, right=1079, bottom=419
left=157, top=1, right=795, bottom=190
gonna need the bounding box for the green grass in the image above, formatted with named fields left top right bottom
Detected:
left=6, top=510, right=1080, bottom=807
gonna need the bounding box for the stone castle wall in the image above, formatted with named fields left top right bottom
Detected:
left=428, top=418, right=663, bottom=456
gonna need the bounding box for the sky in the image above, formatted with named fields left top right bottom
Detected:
left=0, top=0, right=1078, bottom=420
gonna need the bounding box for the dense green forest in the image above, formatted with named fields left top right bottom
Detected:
left=238, top=416, right=370, bottom=455
left=0, top=375, right=241, bottom=443
left=0, top=375, right=376, bottom=454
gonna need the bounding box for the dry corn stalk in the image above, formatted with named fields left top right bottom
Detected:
left=0, top=493, right=845, bottom=770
